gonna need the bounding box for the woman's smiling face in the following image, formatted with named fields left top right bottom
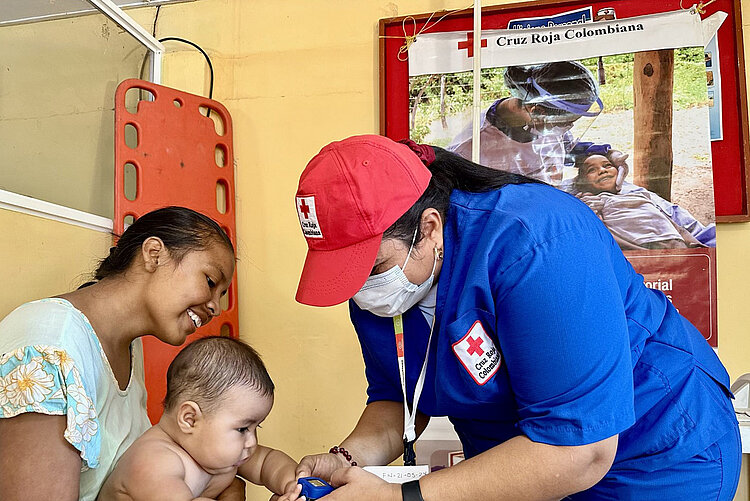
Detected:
left=581, top=155, right=618, bottom=194
left=145, top=240, right=235, bottom=346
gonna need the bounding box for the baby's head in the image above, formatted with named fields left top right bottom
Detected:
left=162, top=336, right=275, bottom=474
left=574, top=153, right=619, bottom=194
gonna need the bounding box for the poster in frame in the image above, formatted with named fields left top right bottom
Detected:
left=380, top=2, right=725, bottom=345
left=379, top=0, right=750, bottom=222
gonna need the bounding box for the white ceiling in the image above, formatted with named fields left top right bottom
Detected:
left=0, top=0, right=194, bottom=27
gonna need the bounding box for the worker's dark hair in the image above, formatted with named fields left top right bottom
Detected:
left=80, top=206, right=233, bottom=287
left=383, top=147, right=544, bottom=246
left=163, top=336, right=274, bottom=413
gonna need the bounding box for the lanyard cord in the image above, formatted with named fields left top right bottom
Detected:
left=393, top=313, right=436, bottom=465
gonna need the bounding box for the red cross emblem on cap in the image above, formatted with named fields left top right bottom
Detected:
left=299, top=199, right=311, bottom=219
left=296, top=196, right=323, bottom=239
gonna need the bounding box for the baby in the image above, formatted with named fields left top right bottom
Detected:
left=574, top=152, right=712, bottom=250
left=99, top=336, right=301, bottom=501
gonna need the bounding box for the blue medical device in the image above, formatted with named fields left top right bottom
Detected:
left=298, top=476, right=335, bottom=500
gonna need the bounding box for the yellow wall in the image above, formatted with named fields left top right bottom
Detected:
left=0, top=210, right=112, bottom=315
left=3, top=1, right=750, bottom=500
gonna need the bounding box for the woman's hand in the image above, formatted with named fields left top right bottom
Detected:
left=216, top=477, right=246, bottom=501
left=295, top=452, right=350, bottom=482
left=324, top=467, right=400, bottom=501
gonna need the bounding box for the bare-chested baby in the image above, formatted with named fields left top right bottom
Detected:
left=99, top=336, right=301, bottom=501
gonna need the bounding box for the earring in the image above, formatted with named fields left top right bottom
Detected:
left=434, top=246, right=444, bottom=261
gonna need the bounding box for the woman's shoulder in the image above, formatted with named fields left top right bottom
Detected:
left=0, top=298, right=99, bottom=359
left=1, top=297, right=88, bottom=331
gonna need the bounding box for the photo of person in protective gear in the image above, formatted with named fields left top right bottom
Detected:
left=448, top=61, right=607, bottom=185
left=572, top=149, right=716, bottom=250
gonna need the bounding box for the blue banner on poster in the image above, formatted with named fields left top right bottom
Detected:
left=508, top=6, right=593, bottom=30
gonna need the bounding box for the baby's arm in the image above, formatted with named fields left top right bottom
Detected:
left=237, top=445, right=298, bottom=496
left=115, top=447, right=214, bottom=501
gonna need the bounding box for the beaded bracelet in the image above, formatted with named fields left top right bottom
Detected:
left=329, top=445, right=358, bottom=466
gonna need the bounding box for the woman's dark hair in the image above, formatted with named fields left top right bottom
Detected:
left=82, top=206, right=233, bottom=287
left=383, top=147, right=544, bottom=246
left=504, top=61, right=598, bottom=120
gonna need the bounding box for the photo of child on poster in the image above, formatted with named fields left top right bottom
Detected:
left=407, top=31, right=717, bottom=342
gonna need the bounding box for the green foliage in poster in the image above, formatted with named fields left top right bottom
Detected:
left=409, top=48, right=708, bottom=143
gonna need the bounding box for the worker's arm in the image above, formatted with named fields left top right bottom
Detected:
left=296, top=400, right=429, bottom=479
left=326, top=433, right=618, bottom=501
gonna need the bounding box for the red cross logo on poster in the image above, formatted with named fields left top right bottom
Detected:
left=457, top=32, right=487, bottom=58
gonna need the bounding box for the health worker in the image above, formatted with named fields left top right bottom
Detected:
left=449, top=60, right=605, bottom=186
left=292, top=135, right=740, bottom=501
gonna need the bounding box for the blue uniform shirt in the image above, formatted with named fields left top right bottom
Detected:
left=350, top=183, right=736, bottom=486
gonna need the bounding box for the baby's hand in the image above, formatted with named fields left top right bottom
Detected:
left=274, top=480, right=303, bottom=501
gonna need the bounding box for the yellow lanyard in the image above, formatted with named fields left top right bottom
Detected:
left=393, top=313, right=435, bottom=465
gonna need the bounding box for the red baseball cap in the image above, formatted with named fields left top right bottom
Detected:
left=295, top=135, right=432, bottom=307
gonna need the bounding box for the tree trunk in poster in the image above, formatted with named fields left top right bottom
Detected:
left=633, top=49, right=674, bottom=201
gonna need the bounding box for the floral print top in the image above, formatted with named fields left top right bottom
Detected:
left=0, top=298, right=151, bottom=501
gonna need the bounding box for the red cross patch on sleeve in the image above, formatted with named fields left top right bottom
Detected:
left=452, top=320, right=501, bottom=385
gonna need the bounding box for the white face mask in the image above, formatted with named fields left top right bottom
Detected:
left=352, top=230, right=438, bottom=318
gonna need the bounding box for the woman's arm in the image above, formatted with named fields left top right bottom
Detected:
left=327, top=434, right=617, bottom=501
left=296, top=400, right=429, bottom=479
left=0, top=413, right=82, bottom=501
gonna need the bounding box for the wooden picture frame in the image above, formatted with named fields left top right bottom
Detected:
left=379, top=0, right=750, bottom=221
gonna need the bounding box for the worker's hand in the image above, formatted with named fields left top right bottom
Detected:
left=216, top=477, right=246, bottom=501
left=323, top=467, right=399, bottom=501
left=295, top=453, right=350, bottom=482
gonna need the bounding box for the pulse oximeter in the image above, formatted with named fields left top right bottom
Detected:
left=298, top=476, right=335, bottom=500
